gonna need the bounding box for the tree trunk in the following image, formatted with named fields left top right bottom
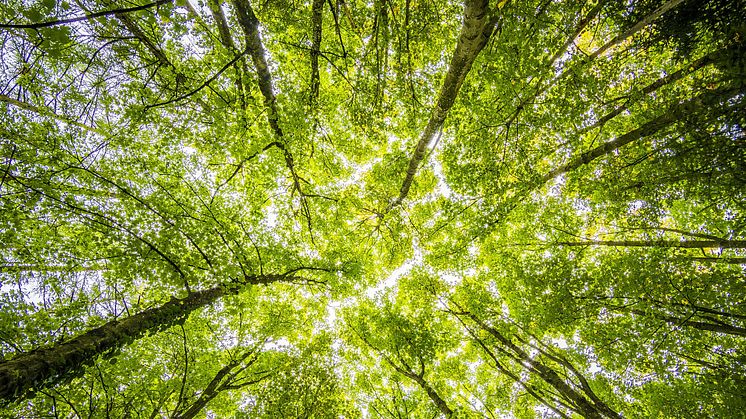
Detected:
left=206, top=0, right=251, bottom=107
left=467, top=312, right=619, bottom=418
left=392, top=0, right=497, bottom=207
left=588, top=0, right=685, bottom=60
left=0, top=275, right=285, bottom=403
left=232, top=0, right=313, bottom=232
left=582, top=45, right=730, bottom=134
left=541, top=85, right=742, bottom=184
left=411, top=374, right=454, bottom=417
left=688, top=257, right=746, bottom=264
left=309, top=0, right=324, bottom=107
left=232, top=0, right=283, bottom=138
left=554, top=239, right=746, bottom=249
left=630, top=309, right=746, bottom=337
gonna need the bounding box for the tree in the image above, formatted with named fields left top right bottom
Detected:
left=0, top=273, right=300, bottom=402
left=1, top=0, right=744, bottom=417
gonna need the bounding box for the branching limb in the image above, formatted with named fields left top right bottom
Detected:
left=347, top=322, right=454, bottom=417
left=232, top=0, right=316, bottom=239
left=145, top=49, right=249, bottom=110
left=0, top=94, right=105, bottom=135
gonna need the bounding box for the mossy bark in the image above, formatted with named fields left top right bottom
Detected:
left=0, top=275, right=284, bottom=403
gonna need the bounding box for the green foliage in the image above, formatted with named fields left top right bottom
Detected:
left=1, top=0, right=744, bottom=417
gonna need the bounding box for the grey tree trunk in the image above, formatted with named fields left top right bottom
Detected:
left=555, top=239, right=746, bottom=249
left=0, top=275, right=286, bottom=403
left=392, top=0, right=497, bottom=208
left=541, top=86, right=742, bottom=184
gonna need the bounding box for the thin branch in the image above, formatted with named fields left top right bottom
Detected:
left=0, top=94, right=105, bottom=135
left=145, top=49, right=249, bottom=110
left=0, top=0, right=173, bottom=29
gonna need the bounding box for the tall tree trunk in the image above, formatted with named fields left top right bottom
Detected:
left=630, top=309, right=746, bottom=337
left=588, top=0, right=685, bottom=60
left=232, top=0, right=313, bottom=234
left=541, top=85, right=742, bottom=184
left=462, top=311, right=620, bottom=418
left=411, top=374, right=454, bottom=417
left=309, top=0, right=325, bottom=107
left=391, top=0, right=497, bottom=208
left=688, top=257, right=746, bottom=264
left=582, top=45, right=731, bottom=134
left=206, top=0, right=251, bottom=107
left=0, top=274, right=288, bottom=403
left=232, top=0, right=283, bottom=137
left=554, top=239, right=746, bottom=249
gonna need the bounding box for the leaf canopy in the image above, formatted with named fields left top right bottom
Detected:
left=1, top=0, right=744, bottom=417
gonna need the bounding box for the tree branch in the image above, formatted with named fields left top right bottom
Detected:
left=0, top=0, right=173, bottom=29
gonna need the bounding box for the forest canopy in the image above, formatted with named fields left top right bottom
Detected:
left=0, top=0, right=744, bottom=417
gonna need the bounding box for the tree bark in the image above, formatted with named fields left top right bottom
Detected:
left=588, top=0, right=685, bottom=60
left=206, top=0, right=251, bottom=106
left=309, top=0, right=325, bottom=107
left=630, top=310, right=746, bottom=337
left=391, top=0, right=497, bottom=208
left=688, top=257, right=746, bottom=264
left=232, top=0, right=283, bottom=137
left=582, top=46, right=730, bottom=134
left=541, top=85, right=742, bottom=184
left=231, top=0, right=314, bottom=235
left=0, top=274, right=287, bottom=403
left=554, top=239, right=746, bottom=249
left=410, top=374, right=454, bottom=417
left=465, top=312, right=620, bottom=419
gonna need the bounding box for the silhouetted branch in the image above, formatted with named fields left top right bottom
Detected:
left=0, top=0, right=173, bottom=29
